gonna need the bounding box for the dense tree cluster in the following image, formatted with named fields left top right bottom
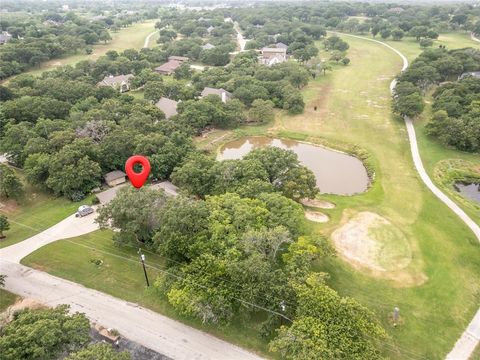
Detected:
left=0, top=52, right=195, bottom=199
left=98, top=183, right=385, bottom=357
left=172, top=147, right=318, bottom=200
left=393, top=48, right=480, bottom=119
left=0, top=13, right=110, bottom=79
left=0, top=305, right=130, bottom=360
left=156, top=9, right=236, bottom=66
left=427, top=78, right=480, bottom=152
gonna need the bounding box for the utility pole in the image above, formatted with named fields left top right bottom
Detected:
left=138, top=249, right=150, bottom=287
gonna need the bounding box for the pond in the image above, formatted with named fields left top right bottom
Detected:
left=217, top=136, right=370, bottom=195
left=454, top=182, right=480, bottom=203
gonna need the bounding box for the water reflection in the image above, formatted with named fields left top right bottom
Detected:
left=454, top=182, right=480, bottom=203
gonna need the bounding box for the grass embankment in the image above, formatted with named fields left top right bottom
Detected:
left=0, top=169, right=86, bottom=249
left=0, top=289, right=18, bottom=312
left=21, top=230, right=272, bottom=357
left=21, top=20, right=157, bottom=77
left=274, top=35, right=480, bottom=359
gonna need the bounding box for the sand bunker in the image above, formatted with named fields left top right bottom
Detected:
left=305, top=210, right=329, bottom=223
left=301, top=198, right=335, bottom=209
left=332, top=212, right=412, bottom=273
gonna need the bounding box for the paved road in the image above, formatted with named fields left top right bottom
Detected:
left=0, top=210, right=99, bottom=263
left=0, top=261, right=263, bottom=360
left=337, top=31, right=480, bottom=360
left=143, top=30, right=159, bottom=48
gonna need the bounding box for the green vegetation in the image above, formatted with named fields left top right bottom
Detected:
left=272, top=34, right=480, bottom=359
left=21, top=230, right=272, bottom=356
left=0, top=289, right=18, bottom=312
left=0, top=169, right=84, bottom=248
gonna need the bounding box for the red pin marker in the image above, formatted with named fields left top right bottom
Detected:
left=125, top=155, right=151, bottom=189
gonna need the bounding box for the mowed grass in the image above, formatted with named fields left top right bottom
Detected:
left=21, top=20, right=157, bottom=77
left=21, top=230, right=272, bottom=357
left=0, top=169, right=83, bottom=249
left=0, top=289, right=19, bottom=312
left=274, top=35, right=480, bottom=359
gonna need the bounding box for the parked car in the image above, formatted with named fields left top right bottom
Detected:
left=75, top=205, right=94, bottom=217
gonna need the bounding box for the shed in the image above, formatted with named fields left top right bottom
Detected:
left=104, top=170, right=127, bottom=187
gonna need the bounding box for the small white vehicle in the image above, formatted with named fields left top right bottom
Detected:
left=75, top=205, right=94, bottom=218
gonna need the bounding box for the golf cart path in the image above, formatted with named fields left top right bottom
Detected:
left=143, top=30, right=159, bottom=48
left=471, top=32, right=480, bottom=43
left=338, top=32, right=480, bottom=360
left=0, top=260, right=263, bottom=360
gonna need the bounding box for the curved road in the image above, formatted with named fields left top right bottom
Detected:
left=337, top=32, right=480, bottom=360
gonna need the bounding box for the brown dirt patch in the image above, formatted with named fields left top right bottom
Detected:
left=305, top=210, right=329, bottom=223
left=0, top=199, right=19, bottom=213
left=0, top=298, right=46, bottom=326
left=331, top=211, right=426, bottom=287
left=301, top=198, right=335, bottom=209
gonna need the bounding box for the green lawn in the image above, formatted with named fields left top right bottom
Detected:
left=0, top=169, right=85, bottom=249
left=272, top=35, right=480, bottom=359
left=19, top=20, right=157, bottom=78
left=0, top=289, right=19, bottom=312
left=21, top=230, right=272, bottom=358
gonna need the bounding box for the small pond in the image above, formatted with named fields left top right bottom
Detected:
left=454, top=182, right=480, bottom=203
left=217, top=136, right=370, bottom=195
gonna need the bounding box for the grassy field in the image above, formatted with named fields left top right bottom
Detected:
left=271, top=35, right=480, bottom=359
left=0, top=289, right=18, bottom=312
left=0, top=169, right=87, bottom=249
left=21, top=230, right=272, bottom=357
left=20, top=20, right=157, bottom=77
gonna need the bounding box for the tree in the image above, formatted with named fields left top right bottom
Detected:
left=394, top=92, right=425, bottom=118
left=96, top=186, right=168, bottom=245
left=98, top=31, right=112, bottom=43
left=341, top=57, right=350, bottom=66
left=0, top=164, right=24, bottom=200
left=248, top=99, right=275, bottom=123
left=391, top=29, right=404, bottom=41
left=66, top=343, right=130, bottom=360
left=0, top=305, right=90, bottom=360
left=0, top=215, right=9, bottom=239
left=174, top=62, right=193, bottom=80
left=420, top=38, right=434, bottom=48
left=269, top=274, right=386, bottom=360
left=24, top=153, right=51, bottom=188
left=171, top=152, right=216, bottom=197
left=380, top=29, right=391, bottom=40
left=144, top=81, right=164, bottom=102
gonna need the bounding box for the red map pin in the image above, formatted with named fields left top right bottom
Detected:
left=125, top=155, right=151, bottom=189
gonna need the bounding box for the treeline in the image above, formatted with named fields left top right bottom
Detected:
left=427, top=78, right=480, bottom=152
left=232, top=2, right=479, bottom=48
left=0, top=46, right=313, bottom=199
left=393, top=47, right=480, bottom=153
left=155, top=9, right=236, bottom=67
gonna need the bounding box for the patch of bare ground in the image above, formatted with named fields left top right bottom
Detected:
left=0, top=298, right=45, bottom=326
left=0, top=199, right=19, bottom=213
left=305, top=210, right=329, bottom=223
left=301, top=198, right=335, bottom=209
left=331, top=211, right=427, bottom=287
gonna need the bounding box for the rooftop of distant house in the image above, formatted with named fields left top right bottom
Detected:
left=262, top=47, right=287, bottom=54
left=459, top=71, right=480, bottom=79
left=155, top=97, right=178, bottom=119
left=201, top=87, right=232, bottom=100
left=98, top=74, right=134, bottom=86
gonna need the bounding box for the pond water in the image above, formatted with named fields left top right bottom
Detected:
left=217, top=137, right=370, bottom=195
left=454, top=182, right=480, bottom=203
